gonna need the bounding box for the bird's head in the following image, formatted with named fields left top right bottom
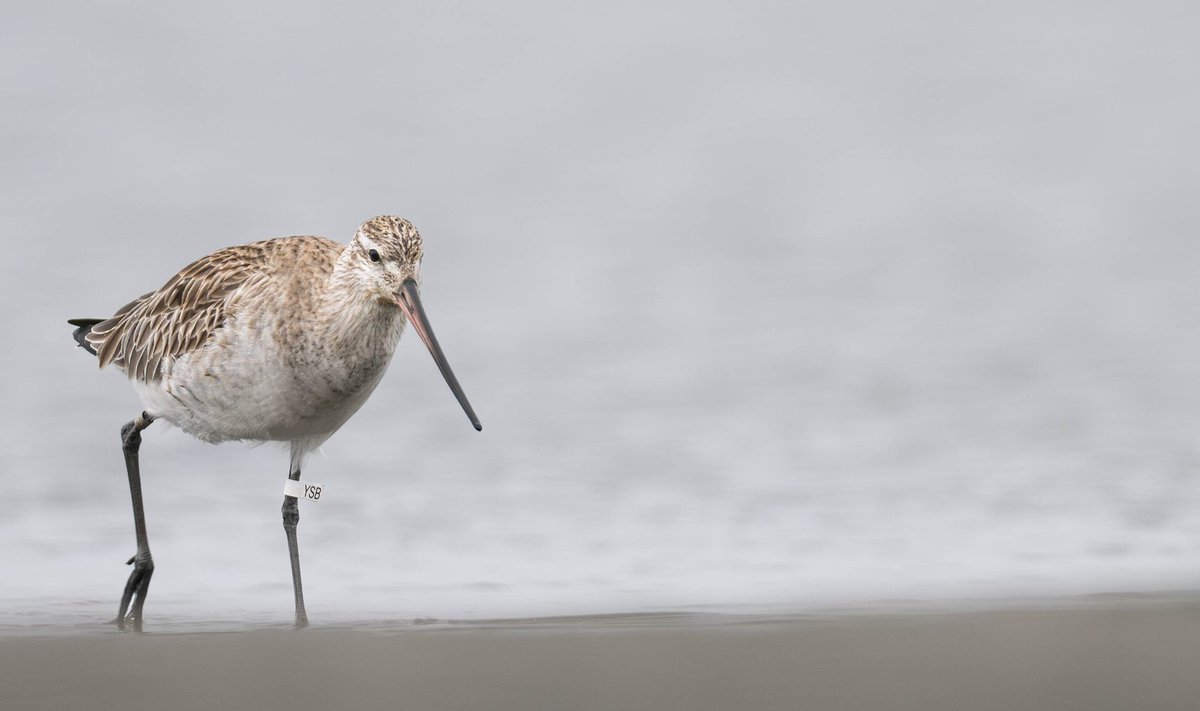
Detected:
left=353, top=215, right=425, bottom=302
left=351, top=215, right=481, bottom=432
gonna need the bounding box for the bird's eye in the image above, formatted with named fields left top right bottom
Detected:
left=368, top=249, right=381, bottom=263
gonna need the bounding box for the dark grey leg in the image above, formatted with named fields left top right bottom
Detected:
left=114, top=412, right=155, bottom=631
left=282, top=464, right=309, bottom=628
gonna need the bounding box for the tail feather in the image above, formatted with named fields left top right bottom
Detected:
left=67, top=318, right=103, bottom=356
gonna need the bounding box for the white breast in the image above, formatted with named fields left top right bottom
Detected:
left=133, top=300, right=406, bottom=448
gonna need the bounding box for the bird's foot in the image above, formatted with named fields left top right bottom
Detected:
left=113, top=552, right=154, bottom=632
left=109, top=612, right=141, bottom=630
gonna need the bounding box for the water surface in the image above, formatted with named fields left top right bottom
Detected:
left=2, top=0, right=1199, bottom=631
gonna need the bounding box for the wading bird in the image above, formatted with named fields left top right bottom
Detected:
left=68, top=216, right=481, bottom=630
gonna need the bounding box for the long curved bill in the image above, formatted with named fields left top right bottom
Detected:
left=395, top=278, right=482, bottom=431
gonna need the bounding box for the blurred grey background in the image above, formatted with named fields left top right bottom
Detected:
left=1, top=1, right=1198, bottom=625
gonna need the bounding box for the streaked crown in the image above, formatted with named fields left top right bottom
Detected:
left=356, top=216, right=423, bottom=265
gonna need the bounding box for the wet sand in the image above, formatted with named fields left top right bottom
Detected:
left=2, top=602, right=1199, bottom=711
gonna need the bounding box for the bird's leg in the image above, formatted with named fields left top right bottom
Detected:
left=282, top=464, right=309, bottom=628
left=114, top=412, right=155, bottom=631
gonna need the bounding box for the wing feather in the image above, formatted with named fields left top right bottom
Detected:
left=85, top=242, right=274, bottom=382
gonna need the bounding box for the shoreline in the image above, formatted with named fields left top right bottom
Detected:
left=4, top=587, right=1198, bottom=637
left=3, top=597, right=1199, bottom=710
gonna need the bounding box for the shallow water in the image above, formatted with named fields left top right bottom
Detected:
left=2, top=0, right=1199, bottom=632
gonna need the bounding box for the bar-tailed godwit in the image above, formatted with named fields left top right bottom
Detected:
left=68, top=216, right=481, bottom=630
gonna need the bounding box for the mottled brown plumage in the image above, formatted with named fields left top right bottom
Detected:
left=89, top=240, right=278, bottom=382
left=83, top=215, right=427, bottom=386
